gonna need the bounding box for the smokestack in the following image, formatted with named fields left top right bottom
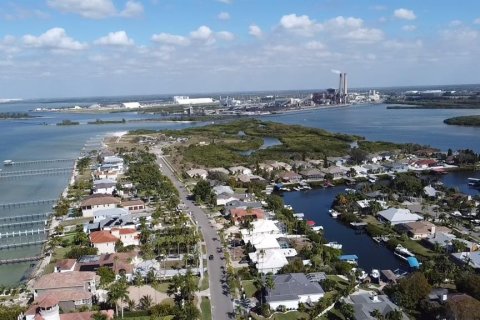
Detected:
left=343, top=73, right=348, bottom=103
left=338, top=73, right=343, bottom=104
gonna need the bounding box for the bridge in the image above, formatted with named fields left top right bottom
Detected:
left=0, top=200, right=56, bottom=210
left=6, top=158, right=75, bottom=166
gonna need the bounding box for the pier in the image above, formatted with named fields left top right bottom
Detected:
left=0, top=199, right=56, bottom=209
left=0, top=228, right=49, bottom=239
left=0, top=219, right=47, bottom=229
left=0, top=255, right=43, bottom=265
left=0, top=167, right=73, bottom=179
left=0, top=212, right=51, bottom=222
left=0, top=240, right=46, bottom=250
left=5, top=158, right=75, bottom=166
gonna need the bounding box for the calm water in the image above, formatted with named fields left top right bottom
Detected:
left=282, top=187, right=406, bottom=272
left=1, top=98, right=480, bottom=284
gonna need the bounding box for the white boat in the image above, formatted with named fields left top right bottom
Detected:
left=394, top=244, right=415, bottom=260
left=329, top=209, right=340, bottom=218
left=3, top=160, right=13, bottom=166
left=357, top=270, right=368, bottom=281
left=324, top=241, right=343, bottom=250
left=284, top=205, right=293, bottom=210
left=312, top=226, right=323, bottom=232
left=370, top=269, right=380, bottom=281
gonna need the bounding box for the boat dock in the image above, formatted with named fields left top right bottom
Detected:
left=0, top=219, right=47, bottom=229
left=0, top=255, right=43, bottom=265
left=4, top=158, right=75, bottom=166
left=0, top=167, right=73, bottom=179
left=0, top=212, right=51, bottom=223
left=0, top=199, right=56, bottom=209
left=350, top=222, right=368, bottom=229
left=0, top=228, right=49, bottom=239
left=0, top=239, right=47, bottom=250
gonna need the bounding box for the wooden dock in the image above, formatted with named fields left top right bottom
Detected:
left=0, top=228, right=49, bottom=239
left=0, top=213, right=50, bottom=223
left=0, top=239, right=47, bottom=250
left=0, top=219, right=47, bottom=229
left=7, top=158, right=75, bottom=166
left=0, top=200, right=56, bottom=210
left=0, top=167, right=73, bottom=179
left=0, top=255, right=43, bottom=265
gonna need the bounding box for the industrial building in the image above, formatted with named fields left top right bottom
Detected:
left=173, top=96, right=214, bottom=105
left=312, top=72, right=349, bottom=105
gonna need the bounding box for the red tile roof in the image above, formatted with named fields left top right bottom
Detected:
left=111, top=228, right=137, bottom=235
left=230, top=208, right=265, bottom=220
left=81, top=194, right=120, bottom=207
left=55, top=259, right=76, bottom=271
left=33, top=271, right=97, bottom=290
left=90, top=231, right=118, bottom=244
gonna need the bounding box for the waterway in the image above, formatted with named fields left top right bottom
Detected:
left=1, top=98, right=480, bottom=285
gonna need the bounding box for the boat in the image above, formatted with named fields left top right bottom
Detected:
left=370, top=269, right=380, bottom=282
left=312, top=226, right=323, bottom=232
left=329, top=209, right=340, bottom=218
left=372, top=236, right=381, bottom=243
left=284, top=205, right=293, bottom=210
left=357, top=269, right=368, bottom=281
left=324, top=241, right=343, bottom=250
left=468, top=178, right=480, bottom=188
left=394, top=244, right=415, bottom=260
left=3, top=160, right=14, bottom=166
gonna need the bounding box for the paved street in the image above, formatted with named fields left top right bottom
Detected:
left=154, top=150, right=234, bottom=320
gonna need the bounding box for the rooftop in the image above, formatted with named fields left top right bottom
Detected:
left=266, top=273, right=324, bottom=303
left=81, top=194, right=120, bottom=207
left=90, top=230, right=118, bottom=244
left=33, top=271, right=97, bottom=290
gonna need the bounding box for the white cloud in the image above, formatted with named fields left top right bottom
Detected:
left=305, top=41, right=325, bottom=50
left=402, top=25, right=417, bottom=32
left=449, top=20, right=462, bottom=27
left=475, top=18, right=480, bottom=24
left=23, top=27, right=87, bottom=51
left=190, top=25, right=215, bottom=44
left=47, top=0, right=116, bottom=19
left=342, top=28, right=384, bottom=43
left=279, top=14, right=322, bottom=36
left=217, top=0, right=232, bottom=3
left=218, top=12, right=230, bottom=20
left=151, top=33, right=190, bottom=46
left=249, top=25, right=262, bottom=38
left=394, top=8, right=416, bottom=20
left=119, top=1, right=144, bottom=18
left=217, top=31, right=234, bottom=41
left=324, top=16, right=384, bottom=43
left=95, top=31, right=134, bottom=46
left=325, top=16, right=363, bottom=29
left=47, top=0, right=143, bottom=19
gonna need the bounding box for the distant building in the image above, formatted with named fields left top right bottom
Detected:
left=122, top=102, right=142, bottom=109
left=173, top=96, right=214, bottom=105
left=230, top=208, right=265, bottom=224
left=80, top=194, right=121, bottom=218
left=378, top=208, right=422, bottom=225
left=54, top=259, right=77, bottom=273
left=265, top=273, right=325, bottom=310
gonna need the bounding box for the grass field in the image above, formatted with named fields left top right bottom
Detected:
left=200, top=296, right=212, bottom=320
left=241, top=280, right=257, bottom=298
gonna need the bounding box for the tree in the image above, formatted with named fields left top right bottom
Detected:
left=97, top=266, right=116, bottom=287
left=108, top=279, right=129, bottom=318
left=339, top=302, right=355, bottom=320
left=390, top=272, right=431, bottom=310
left=455, top=273, right=480, bottom=300
left=138, top=295, right=153, bottom=310
left=265, top=194, right=284, bottom=212
left=90, top=311, right=108, bottom=320
left=350, top=148, right=367, bottom=164
left=192, top=180, right=213, bottom=203
left=73, top=225, right=89, bottom=246
left=385, top=310, right=403, bottom=320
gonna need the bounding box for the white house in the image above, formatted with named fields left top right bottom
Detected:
left=244, top=233, right=281, bottom=251
left=186, top=169, right=208, bottom=179
left=122, top=102, right=142, bottom=109
left=212, top=185, right=234, bottom=196
left=249, top=249, right=289, bottom=274
left=216, top=193, right=239, bottom=206
left=93, top=179, right=117, bottom=195
left=229, top=166, right=252, bottom=175
left=266, top=273, right=325, bottom=310
left=93, top=207, right=130, bottom=223
left=80, top=195, right=121, bottom=218
left=240, top=220, right=281, bottom=239
left=378, top=208, right=423, bottom=225
left=90, top=231, right=118, bottom=254
left=111, top=228, right=139, bottom=247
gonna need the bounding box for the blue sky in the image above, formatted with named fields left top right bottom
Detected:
left=0, top=0, right=479, bottom=98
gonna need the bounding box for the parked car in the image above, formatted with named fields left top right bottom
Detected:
left=209, top=254, right=214, bottom=260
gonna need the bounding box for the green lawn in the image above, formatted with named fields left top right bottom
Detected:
left=200, top=297, right=212, bottom=320
left=241, top=280, right=257, bottom=298
left=153, top=282, right=171, bottom=293
left=199, top=275, right=209, bottom=291
left=326, top=275, right=349, bottom=291
left=60, top=217, right=91, bottom=227
left=251, top=311, right=309, bottom=320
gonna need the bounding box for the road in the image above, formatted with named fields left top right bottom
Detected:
left=154, top=150, right=234, bottom=320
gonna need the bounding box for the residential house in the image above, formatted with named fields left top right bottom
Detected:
left=300, top=169, right=325, bottom=181
left=426, top=232, right=478, bottom=252
left=237, top=174, right=264, bottom=183
left=322, top=166, right=348, bottom=179
left=230, top=208, right=265, bottom=224
left=76, top=253, right=136, bottom=281
left=23, top=295, right=113, bottom=320
left=102, top=156, right=124, bottom=172
left=265, top=161, right=292, bottom=172
left=397, top=221, right=438, bottom=240
left=423, top=185, right=438, bottom=198
left=265, top=273, right=325, bottom=310
left=278, top=171, right=302, bottom=183
left=92, top=179, right=117, bottom=195
left=80, top=194, right=121, bottom=218
left=240, top=220, right=282, bottom=239
left=348, top=293, right=407, bottom=320
left=32, top=271, right=98, bottom=312
left=224, top=200, right=263, bottom=210
left=121, top=199, right=146, bottom=213
left=378, top=208, right=423, bottom=225
left=212, top=185, right=234, bottom=196
left=410, top=159, right=438, bottom=169
left=84, top=215, right=135, bottom=233
left=54, top=259, right=77, bottom=273
left=326, top=157, right=347, bottom=166
left=93, top=207, right=130, bottom=223
left=248, top=249, right=289, bottom=274
left=245, top=234, right=281, bottom=251
left=216, top=193, right=239, bottom=206
left=90, top=228, right=139, bottom=254
left=186, top=168, right=208, bottom=179
left=208, top=167, right=230, bottom=175
left=229, top=166, right=252, bottom=175
left=363, top=163, right=385, bottom=174
left=384, top=163, right=409, bottom=173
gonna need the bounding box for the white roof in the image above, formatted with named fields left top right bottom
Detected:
left=103, top=156, right=124, bottom=164
left=378, top=208, right=422, bottom=223
left=240, top=220, right=281, bottom=238
left=452, top=252, right=480, bottom=269
left=94, top=208, right=130, bottom=218
left=244, top=233, right=280, bottom=250
left=249, top=249, right=289, bottom=270
left=424, top=185, right=437, bottom=197
left=93, top=179, right=116, bottom=185
left=213, top=185, right=234, bottom=196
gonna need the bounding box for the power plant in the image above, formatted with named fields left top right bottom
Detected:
left=337, top=72, right=348, bottom=104
left=312, top=71, right=349, bottom=105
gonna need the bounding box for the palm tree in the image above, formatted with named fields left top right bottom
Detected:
left=253, top=274, right=265, bottom=305
left=139, top=295, right=153, bottom=310
left=108, top=279, right=129, bottom=318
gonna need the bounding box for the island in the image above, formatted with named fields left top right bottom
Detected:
left=56, top=119, right=80, bottom=126
left=444, top=115, right=480, bottom=126
left=0, top=112, right=34, bottom=119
